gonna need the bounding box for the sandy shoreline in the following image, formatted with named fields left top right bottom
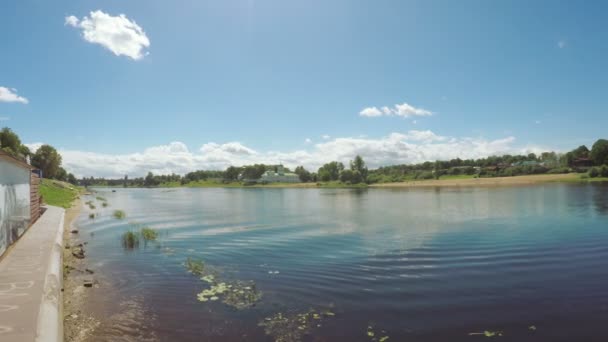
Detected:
left=370, top=173, right=581, bottom=188
left=63, top=199, right=100, bottom=342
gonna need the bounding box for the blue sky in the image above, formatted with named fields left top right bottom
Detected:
left=1, top=0, right=607, bottom=177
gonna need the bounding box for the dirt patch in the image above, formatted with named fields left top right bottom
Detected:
left=63, top=199, right=100, bottom=342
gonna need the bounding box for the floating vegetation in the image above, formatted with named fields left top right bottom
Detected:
left=113, top=210, right=126, bottom=219
left=366, top=325, right=390, bottom=342
left=220, top=280, right=262, bottom=310
left=121, top=231, right=139, bottom=249
left=102, top=202, right=109, bottom=207
left=259, top=308, right=336, bottom=342
left=88, top=213, right=95, bottom=219
left=96, top=196, right=106, bottom=201
left=468, top=330, right=503, bottom=337
left=185, top=257, right=206, bottom=276
left=140, top=227, right=158, bottom=241
left=186, top=257, right=262, bottom=310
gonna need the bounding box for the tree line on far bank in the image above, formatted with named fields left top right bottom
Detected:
left=0, top=127, right=76, bottom=184
left=5, top=125, right=608, bottom=186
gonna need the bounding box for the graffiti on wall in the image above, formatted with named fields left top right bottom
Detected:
left=0, top=161, right=31, bottom=256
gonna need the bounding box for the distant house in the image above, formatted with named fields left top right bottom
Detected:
left=258, top=166, right=300, bottom=183
left=0, top=151, right=41, bottom=257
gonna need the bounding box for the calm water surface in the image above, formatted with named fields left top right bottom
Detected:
left=78, top=184, right=608, bottom=341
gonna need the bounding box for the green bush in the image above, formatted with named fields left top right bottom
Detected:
left=589, top=167, right=600, bottom=178
left=113, top=210, right=126, bottom=219
left=141, top=227, right=158, bottom=241
left=600, top=165, right=608, bottom=177
left=122, top=231, right=139, bottom=249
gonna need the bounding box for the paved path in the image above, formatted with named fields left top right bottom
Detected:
left=0, top=206, right=64, bottom=342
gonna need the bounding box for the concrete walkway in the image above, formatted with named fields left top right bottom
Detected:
left=0, top=206, right=64, bottom=342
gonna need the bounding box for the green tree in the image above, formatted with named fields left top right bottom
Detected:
left=340, top=169, right=354, bottom=183
left=224, top=166, right=241, bottom=181
left=350, top=155, right=368, bottom=182
left=317, top=161, right=344, bottom=181
left=31, top=144, right=62, bottom=179
left=294, top=166, right=312, bottom=182
left=591, top=139, right=608, bottom=166
left=56, top=167, right=68, bottom=181
left=144, top=172, right=157, bottom=187
left=67, top=173, right=77, bottom=185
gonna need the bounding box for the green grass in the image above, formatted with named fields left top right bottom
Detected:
left=39, top=179, right=81, bottom=208
left=113, top=210, right=126, bottom=219
left=95, top=196, right=106, bottom=201
left=140, top=227, right=158, bottom=241
left=121, top=231, right=139, bottom=249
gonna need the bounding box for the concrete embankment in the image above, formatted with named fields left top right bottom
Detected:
left=0, top=205, right=65, bottom=342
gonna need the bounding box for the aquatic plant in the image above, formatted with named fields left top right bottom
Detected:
left=113, top=210, right=126, bottom=219
left=185, top=257, right=205, bottom=275
left=121, top=231, right=139, bottom=249
left=220, top=280, right=262, bottom=309
left=259, top=308, right=336, bottom=342
left=88, top=213, right=95, bottom=219
left=102, top=202, right=109, bottom=207
left=88, top=203, right=96, bottom=210
left=366, top=325, right=390, bottom=342
left=140, top=227, right=158, bottom=241
left=96, top=196, right=106, bottom=201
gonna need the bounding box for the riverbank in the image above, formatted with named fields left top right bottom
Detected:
left=62, top=198, right=100, bottom=342
left=370, top=173, right=587, bottom=188
left=89, top=173, right=607, bottom=190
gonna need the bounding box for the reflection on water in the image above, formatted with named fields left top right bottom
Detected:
left=77, top=183, right=608, bottom=341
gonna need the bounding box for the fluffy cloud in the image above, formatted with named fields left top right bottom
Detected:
left=0, top=87, right=29, bottom=104
left=360, top=102, right=432, bottom=118
left=66, top=10, right=150, bottom=60
left=31, top=131, right=548, bottom=178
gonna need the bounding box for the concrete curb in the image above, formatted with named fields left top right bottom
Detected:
left=35, top=207, right=64, bottom=342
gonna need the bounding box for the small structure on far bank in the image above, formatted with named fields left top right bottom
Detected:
left=258, top=165, right=300, bottom=183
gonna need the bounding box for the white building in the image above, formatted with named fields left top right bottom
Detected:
left=0, top=151, right=36, bottom=256
left=258, top=166, right=300, bottom=183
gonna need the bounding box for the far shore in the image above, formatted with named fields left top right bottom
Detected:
left=89, top=173, right=608, bottom=190
left=370, top=173, right=585, bottom=188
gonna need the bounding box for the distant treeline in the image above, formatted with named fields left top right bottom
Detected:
left=78, top=138, right=608, bottom=187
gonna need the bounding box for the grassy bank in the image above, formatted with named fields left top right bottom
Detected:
left=40, top=179, right=81, bottom=208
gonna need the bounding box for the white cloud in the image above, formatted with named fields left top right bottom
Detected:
left=0, top=87, right=29, bottom=104
left=66, top=10, right=150, bottom=60
left=322, top=135, right=331, bottom=140
left=360, top=102, right=432, bottom=118
left=558, top=40, right=566, bottom=49
left=31, top=131, right=549, bottom=178
left=305, top=138, right=312, bottom=144
left=359, top=107, right=382, bottom=117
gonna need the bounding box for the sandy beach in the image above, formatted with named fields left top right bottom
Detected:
left=370, top=173, right=580, bottom=188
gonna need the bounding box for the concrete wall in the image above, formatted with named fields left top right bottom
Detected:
left=0, top=160, right=31, bottom=256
